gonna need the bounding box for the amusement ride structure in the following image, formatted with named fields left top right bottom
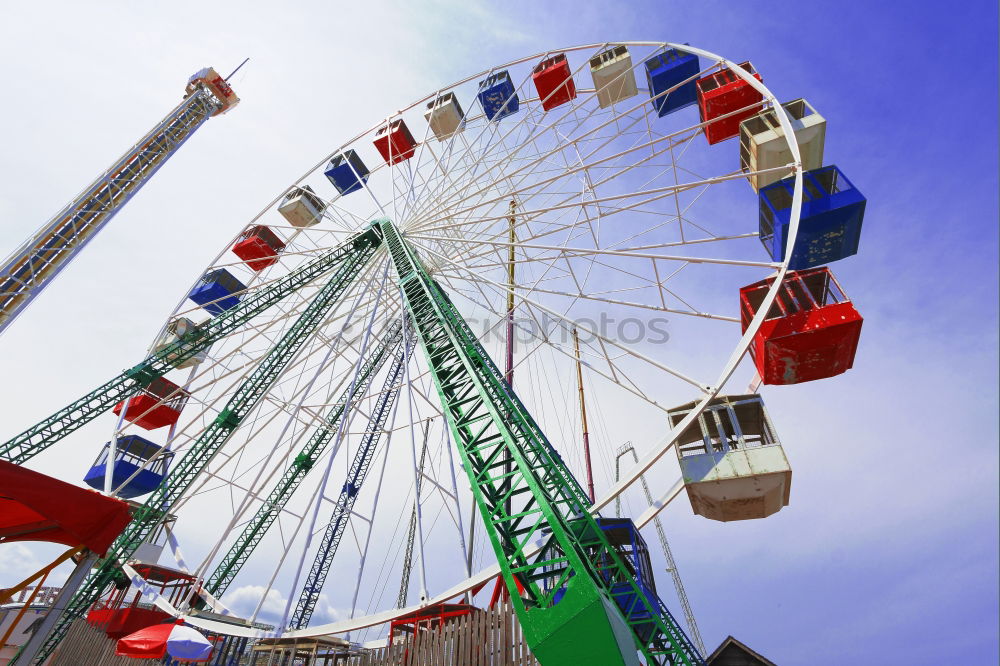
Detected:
left=0, top=65, right=242, bottom=336
left=0, top=41, right=866, bottom=666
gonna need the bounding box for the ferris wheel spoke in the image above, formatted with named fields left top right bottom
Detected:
left=413, top=95, right=620, bottom=225
left=413, top=168, right=765, bottom=236
left=167, top=265, right=394, bottom=520
left=439, top=275, right=676, bottom=416
left=406, top=101, right=513, bottom=225
left=408, top=76, right=617, bottom=227
left=441, top=272, right=737, bottom=324
left=417, top=234, right=778, bottom=270
left=411, top=238, right=713, bottom=394
left=410, top=78, right=711, bottom=229
left=160, top=279, right=382, bottom=437
left=397, top=108, right=476, bottom=225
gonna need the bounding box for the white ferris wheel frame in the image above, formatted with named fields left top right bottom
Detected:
left=106, top=41, right=804, bottom=641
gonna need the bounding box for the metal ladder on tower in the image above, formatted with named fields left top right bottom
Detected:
left=380, top=218, right=703, bottom=666
left=0, top=65, right=242, bottom=335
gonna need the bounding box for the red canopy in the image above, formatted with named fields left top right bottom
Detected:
left=116, top=621, right=174, bottom=659
left=116, top=620, right=215, bottom=662
left=0, top=460, right=132, bottom=555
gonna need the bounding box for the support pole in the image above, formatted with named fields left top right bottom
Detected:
left=397, top=419, right=431, bottom=608
left=442, top=421, right=471, bottom=580
left=502, top=199, right=516, bottom=522
left=573, top=327, right=596, bottom=504
left=15, top=552, right=97, bottom=665
left=504, top=199, right=516, bottom=387
left=404, top=319, right=429, bottom=604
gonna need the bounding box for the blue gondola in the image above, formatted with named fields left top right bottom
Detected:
left=589, top=518, right=660, bottom=641
left=759, top=165, right=866, bottom=269
left=83, top=435, right=173, bottom=499
left=478, top=70, right=519, bottom=121
left=543, top=517, right=661, bottom=641
left=324, top=149, right=370, bottom=196
left=188, top=268, right=246, bottom=315
left=644, top=48, right=700, bottom=117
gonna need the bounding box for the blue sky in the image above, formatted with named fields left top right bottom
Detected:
left=0, top=2, right=996, bottom=664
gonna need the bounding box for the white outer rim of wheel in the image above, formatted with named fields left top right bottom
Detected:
left=131, top=41, right=804, bottom=639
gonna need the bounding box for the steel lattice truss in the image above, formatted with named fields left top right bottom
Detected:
left=382, top=219, right=701, bottom=665
left=0, top=86, right=220, bottom=334
left=205, top=319, right=404, bottom=597
left=289, top=320, right=414, bottom=629
left=20, top=229, right=383, bottom=663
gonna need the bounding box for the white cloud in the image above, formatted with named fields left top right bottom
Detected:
left=219, top=586, right=347, bottom=628
left=221, top=585, right=288, bottom=620
left=0, top=544, right=39, bottom=580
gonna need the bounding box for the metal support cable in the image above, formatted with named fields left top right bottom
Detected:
left=615, top=443, right=706, bottom=657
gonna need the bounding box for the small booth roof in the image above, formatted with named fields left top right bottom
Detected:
left=0, top=460, right=132, bottom=556
left=392, top=603, right=479, bottom=624
left=132, top=562, right=197, bottom=585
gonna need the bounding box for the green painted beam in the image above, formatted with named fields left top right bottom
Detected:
left=380, top=219, right=702, bottom=666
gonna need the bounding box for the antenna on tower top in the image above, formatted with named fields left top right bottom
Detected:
left=225, top=57, right=250, bottom=82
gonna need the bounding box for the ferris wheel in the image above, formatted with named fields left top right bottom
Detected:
left=7, top=41, right=868, bottom=666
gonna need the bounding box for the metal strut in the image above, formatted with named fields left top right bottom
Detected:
left=0, top=227, right=382, bottom=465
left=615, top=443, right=706, bottom=657
left=204, top=319, right=405, bottom=597
left=289, top=321, right=416, bottom=629
left=396, top=418, right=432, bottom=608
left=18, top=228, right=381, bottom=665
left=380, top=219, right=702, bottom=666
left=0, top=74, right=233, bottom=335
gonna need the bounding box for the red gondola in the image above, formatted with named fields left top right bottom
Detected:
left=740, top=267, right=863, bottom=385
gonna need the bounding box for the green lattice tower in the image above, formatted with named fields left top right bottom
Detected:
left=380, top=219, right=702, bottom=666
left=19, top=228, right=383, bottom=665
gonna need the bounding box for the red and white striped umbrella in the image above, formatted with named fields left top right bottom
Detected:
left=116, top=619, right=214, bottom=661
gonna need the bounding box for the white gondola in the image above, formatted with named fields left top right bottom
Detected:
left=590, top=45, right=638, bottom=109
left=669, top=394, right=791, bottom=522
left=424, top=92, right=465, bottom=141
left=153, top=317, right=207, bottom=369
left=277, top=185, right=324, bottom=228
left=739, top=98, right=826, bottom=191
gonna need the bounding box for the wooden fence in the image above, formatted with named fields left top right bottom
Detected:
left=53, top=619, right=153, bottom=666
left=54, top=600, right=538, bottom=666
left=344, top=601, right=538, bottom=666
